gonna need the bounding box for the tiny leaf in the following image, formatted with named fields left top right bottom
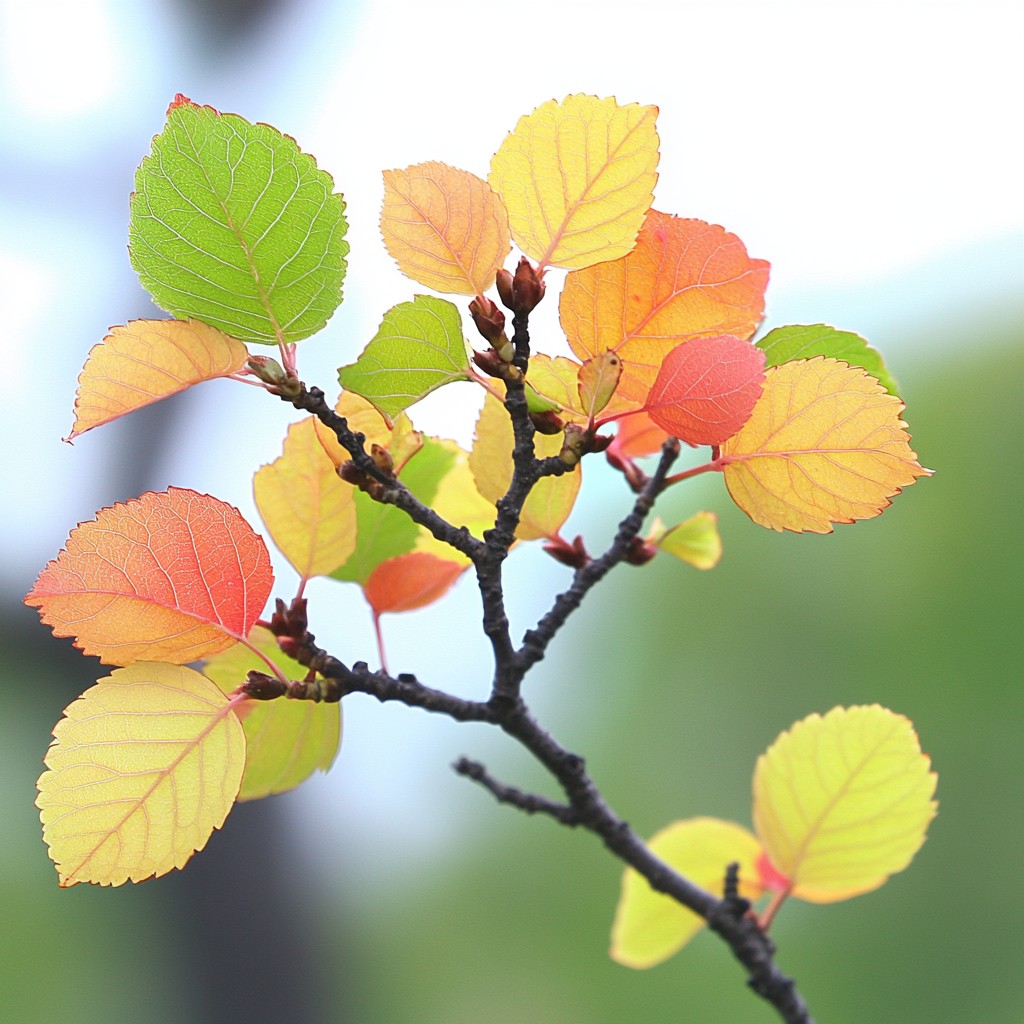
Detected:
left=129, top=100, right=348, bottom=345
left=639, top=335, right=765, bottom=445
left=203, top=626, right=341, bottom=800
left=254, top=417, right=357, bottom=580
left=381, top=162, right=510, bottom=295
left=611, top=818, right=764, bottom=968
left=37, top=663, right=245, bottom=886
left=66, top=319, right=249, bottom=441
left=25, top=488, right=273, bottom=664
left=753, top=705, right=938, bottom=902
left=758, top=324, right=900, bottom=397
left=721, top=358, right=931, bottom=533
left=654, top=512, right=722, bottom=570
left=489, top=94, right=659, bottom=269
left=338, top=295, right=472, bottom=420
left=578, top=351, right=623, bottom=419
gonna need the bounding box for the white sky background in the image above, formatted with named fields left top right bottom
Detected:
left=2, top=0, right=1021, bottom=873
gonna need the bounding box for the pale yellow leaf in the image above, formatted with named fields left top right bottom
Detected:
left=37, top=663, right=245, bottom=886
left=753, top=705, right=938, bottom=902
left=489, top=94, right=659, bottom=269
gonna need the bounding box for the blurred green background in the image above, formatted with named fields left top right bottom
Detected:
left=4, top=299, right=1022, bottom=1022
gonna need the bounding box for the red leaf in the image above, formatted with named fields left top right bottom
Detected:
left=641, top=336, right=765, bottom=446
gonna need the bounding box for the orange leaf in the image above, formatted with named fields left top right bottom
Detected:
left=721, top=358, right=931, bottom=533
left=640, top=336, right=765, bottom=445
left=753, top=705, right=938, bottom=902
left=66, top=319, right=249, bottom=441
left=489, top=94, right=659, bottom=269
left=254, top=418, right=357, bottom=579
left=36, top=663, right=245, bottom=886
left=561, top=211, right=769, bottom=409
left=381, top=162, right=510, bottom=295
left=25, top=488, right=273, bottom=664
left=364, top=551, right=466, bottom=616
left=608, top=412, right=669, bottom=461
left=577, top=351, right=623, bottom=420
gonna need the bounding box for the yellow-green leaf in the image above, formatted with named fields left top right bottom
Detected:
left=203, top=627, right=341, bottom=800
left=470, top=392, right=580, bottom=541
left=381, top=161, right=510, bottom=295
left=489, top=94, right=659, bottom=270
left=721, top=358, right=931, bottom=533
left=753, top=705, right=938, bottom=903
left=37, top=663, right=245, bottom=886
left=654, top=512, right=722, bottom=570
left=66, top=319, right=249, bottom=441
left=611, top=818, right=764, bottom=968
left=254, top=417, right=357, bottom=580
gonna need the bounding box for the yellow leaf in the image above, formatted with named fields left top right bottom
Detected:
left=37, top=663, right=245, bottom=887
left=560, top=211, right=769, bottom=411
left=611, top=818, right=764, bottom=969
left=753, top=705, right=938, bottom=903
left=721, top=358, right=931, bottom=533
left=381, top=161, right=510, bottom=294
left=489, top=94, right=659, bottom=269
left=254, top=418, right=358, bottom=579
left=66, top=319, right=249, bottom=441
left=470, top=392, right=581, bottom=541
left=203, top=627, right=341, bottom=800
left=654, top=511, right=722, bottom=570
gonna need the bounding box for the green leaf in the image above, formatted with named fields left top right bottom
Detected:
left=129, top=99, right=349, bottom=345
left=202, top=627, right=340, bottom=800
left=330, top=436, right=456, bottom=584
left=757, top=324, right=900, bottom=397
left=338, top=295, right=472, bottom=420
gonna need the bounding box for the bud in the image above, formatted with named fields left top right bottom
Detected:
left=246, top=354, right=287, bottom=386
left=529, top=409, right=565, bottom=435
left=543, top=534, right=590, bottom=569
left=473, top=348, right=523, bottom=381
left=370, top=442, right=395, bottom=478
left=243, top=670, right=288, bottom=700
left=623, top=536, right=658, bottom=566
left=495, top=257, right=545, bottom=314
left=469, top=295, right=507, bottom=346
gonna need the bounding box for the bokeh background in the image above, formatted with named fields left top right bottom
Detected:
left=2, top=1, right=1021, bottom=1021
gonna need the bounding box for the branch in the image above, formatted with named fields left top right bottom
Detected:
left=281, top=383, right=483, bottom=562
left=517, top=437, right=681, bottom=676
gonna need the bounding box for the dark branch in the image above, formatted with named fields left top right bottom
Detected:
left=453, top=758, right=580, bottom=824
left=518, top=437, right=681, bottom=676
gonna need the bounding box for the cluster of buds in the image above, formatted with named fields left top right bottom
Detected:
left=469, top=294, right=518, bottom=374
left=495, top=256, right=545, bottom=315
left=338, top=443, right=395, bottom=500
